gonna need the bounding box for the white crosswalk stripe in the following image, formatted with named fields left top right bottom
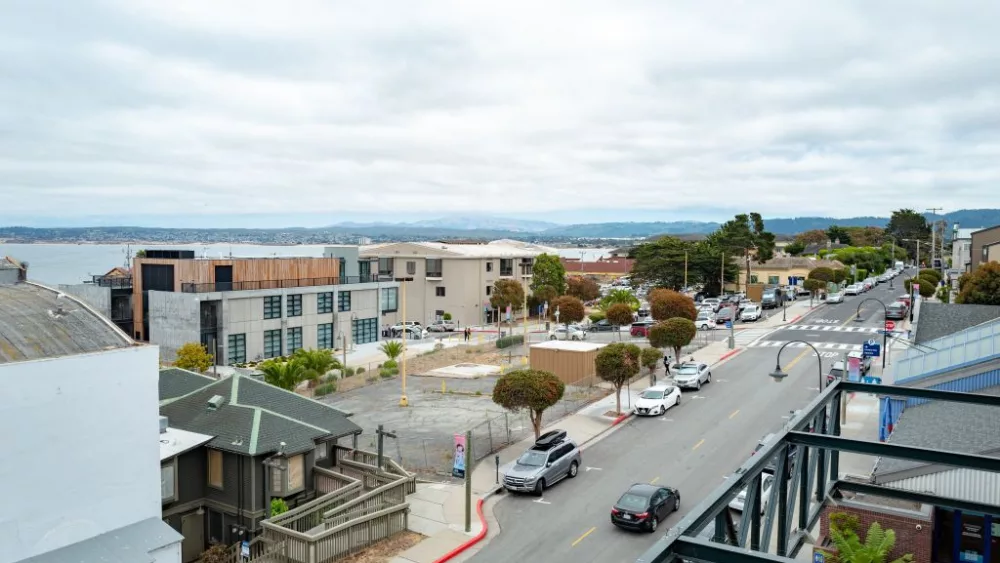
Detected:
left=748, top=340, right=863, bottom=351
left=783, top=325, right=880, bottom=334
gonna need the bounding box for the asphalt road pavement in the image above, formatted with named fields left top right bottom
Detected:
left=470, top=281, right=906, bottom=563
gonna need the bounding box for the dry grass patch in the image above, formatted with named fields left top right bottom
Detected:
left=338, top=531, right=425, bottom=563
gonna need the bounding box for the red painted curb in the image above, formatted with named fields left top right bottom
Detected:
left=789, top=315, right=802, bottom=324
left=612, top=412, right=633, bottom=426
left=434, top=498, right=487, bottom=563
left=718, top=348, right=743, bottom=362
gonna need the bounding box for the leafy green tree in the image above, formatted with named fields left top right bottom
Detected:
left=918, top=268, right=942, bottom=285
left=490, top=279, right=525, bottom=312
left=629, top=236, right=692, bottom=290
left=648, top=289, right=697, bottom=321
left=886, top=209, right=931, bottom=261
left=532, top=285, right=559, bottom=313
left=531, top=253, right=567, bottom=296
left=905, top=277, right=937, bottom=298
left=829, top=520, right=913, bottom=563
left=715, top=212, right=776, bottom=294
left=826, top=225, right=853, bottom=245
left=692, top=236, right=740, bottom=295
left=259, top=359, right=307, bottom=391
left=957, top=262, right=1000, bottom=305
left=595, top=343, right=641, bottom=414
left=784, top=241, right=805, bottom=256
left=794, top=229, right=829, bottom=246
left=845, top=226, right=885, bottom=247
left=832, top=269, right=849, bottom=284
left=648, top=319, right=697, bottom=364
left=808, top=267, right=835, bottom=282
left=605, top=303, right=634, bottom=341
left=293, top=348, right=341, bottom=388
left=378, top=340, right=404, bottom=361
left=552, top=295, right=585, bottom=325
left=803, top=278, right=826, bottom=296
left=640, top=347, right=662, bottom=382
left=566, top=276, right=601, bottom=302
left=175, top=342, right=214, bottom=372
left=600, top=288, right=640, bottom=311
left=492, top=369, right=566, bottom=439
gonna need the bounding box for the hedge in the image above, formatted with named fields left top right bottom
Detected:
left=496, top=334, right=525, bottom=349
left=314, top=382, right=337, bottom=396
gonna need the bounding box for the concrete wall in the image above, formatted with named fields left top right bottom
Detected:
left=0, top=346, right=163, bottom=563
left=150, top=542, right=183, bottom=563
left=58, top=283, right=112, bottom=318
left=148, top=291, right=201, bottom=361
left=0, top=267, right=20, bottom=285
left=322, top=246, right=361, bottom=277
left=970, top=226, right=1000, bottom=270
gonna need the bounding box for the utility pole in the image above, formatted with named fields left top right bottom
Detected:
left=394, top=277, right=414, bottom=407
left=927, top=208, right=943, bottom=269
left=720, top=252, right=725, bottom=296
left=522, top=263, right=530, bottom=347
left=375, top=424, right=396, bottom=470
left=684, top=251, right=688, bottom=290
left=464, top=429, right=473, bottom=532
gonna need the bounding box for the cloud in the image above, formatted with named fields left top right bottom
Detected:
left=2, top=0, right=1000, bottom=225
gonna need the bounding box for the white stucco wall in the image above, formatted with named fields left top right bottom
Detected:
left=0, top=345, right=163, bottom=563
left=149, top=541, right=183, bottom=563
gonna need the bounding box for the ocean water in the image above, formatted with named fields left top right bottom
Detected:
left=0, top=243, right=613, bottom=286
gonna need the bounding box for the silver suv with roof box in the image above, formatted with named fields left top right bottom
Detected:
left=502, top=430, right=581, bottom=495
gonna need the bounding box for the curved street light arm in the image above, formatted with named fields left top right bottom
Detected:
left=773, top=339, right=825, bottom=392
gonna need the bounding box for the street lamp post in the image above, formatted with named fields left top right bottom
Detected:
left=767, top=340, right=825, bottom=392
left=854, top=298, right=889, bottom=370
left=350, top=312, right=357, bottom=352
left=394, top=277, right=414, bottom=407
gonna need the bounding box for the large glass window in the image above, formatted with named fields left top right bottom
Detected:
left=500, top=259, right=513, bottom=276
left=358, top=260, right=371, bottom=280
left=264, top=329, right=282, bottom=358
left=338, top=291, right=351, bottom=312
left=381, top=287, right=398, bottom=313
left=378, top=257, right=393, bottom=277
left=317, top=292, right=333, bottom=314
left=287, top=327, right=303, bottom=354
left=352, top=317, right=378, bottom=345
left=227, top=333, right=246, bottom=364
left=287, top=294, right=302, bottom=317
left=264, top=295, right=282, bottom=319
left=768, top=275, right=780, bottom=285
left=317, top=323, right=333, bottom=349
left=426, top=259, right=443, bottom=278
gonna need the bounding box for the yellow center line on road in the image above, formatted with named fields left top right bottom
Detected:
left=782, top=348, right=811, bottom=371
left=693, top=439, right=705, bottom=450
left=650, top=476, right=660, bottom=484
left=572, top=526, right=596, bottom=547
left=729, top=409, right=740, bottom=419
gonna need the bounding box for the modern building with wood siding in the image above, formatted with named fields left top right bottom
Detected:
left=130, top=250, right=399, bottom=362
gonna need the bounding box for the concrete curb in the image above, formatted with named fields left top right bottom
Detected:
left=611, top=412, right=634, bottom=426
left=716, top=348, right=744, bottom=364
left=433, top=486, right=502, bottom=563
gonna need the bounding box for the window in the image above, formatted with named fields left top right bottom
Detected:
left=287, top=455, right=304, bottom=491
left=287, top=327, right=303, bottom=354
left=486, top=285, right=493, bottom=296
left=381, top=287, right=398, bottom=313
left=436, top=287, right=446, bottom=297
left=208, top=449, right=224, bottom=489
left=264, top=295, right=282, bottom=319
left=378, top=257, right=393, bottom=277
left=161, top=462, right=176, bottom=502
left=520, top=258, right=534, bottom=276
left=338, top=258, right=346, bottom=280
left=486, top=261, right=494, bottom=272
left=270, top=466, right=283, bottom=494
left=406, top=261, right=416, bottom=275
left=358, top=260, right=371, bottom=280
left=750, top=274, right=759, bottom=284
left=317, top=323, right=333, bottom=349
left=352, top=317, right=378, bottom=345
left=426, top=259, right=443, bottom=278
left=315, top=442, right=328, bottom=461
left=287, top=294, right=302, bottom=317
left=768, top=275, right=780, bottom=285
left=500, top=259, right=513, bottom=276
left=317, top=292, right=333, bottom=314
left=227, top=334, right=246, bottom=364
left=338, top=291, right=351, bottom=312
left=264, top=329, right=282, bottom=358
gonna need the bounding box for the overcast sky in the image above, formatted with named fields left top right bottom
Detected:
left=2, top=0, right=999, bottom=227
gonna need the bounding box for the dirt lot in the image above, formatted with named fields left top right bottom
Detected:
left=338, top=531, right=424, bottom=563
left=405, top=344, right=509, bottom=375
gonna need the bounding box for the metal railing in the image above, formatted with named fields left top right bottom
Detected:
left=181, top=275, right=379, bottom=293
left=894, top=317, right=1000, bottom=381
left=89, top=274, right=132, bottom=288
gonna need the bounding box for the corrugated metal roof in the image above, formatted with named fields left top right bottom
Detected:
left=0, top=282, right=132, bottom=363
left=881, top=468, right=1000, bottom=506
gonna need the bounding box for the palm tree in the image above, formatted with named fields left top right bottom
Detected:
left=259, top=359, right=308, bottom=391
left=830, top=521, right=913, bottom=563
left=379, top=340, right=404, bottom=362
left=600, top=288, right=641, bottom=312
left=292, top=348, right=341, bottom=387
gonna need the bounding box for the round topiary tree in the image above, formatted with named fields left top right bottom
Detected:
left=551, top=295, right=586, bottom=326
left=640, top=347, right=662, bottom=384
left=595, top=342, right=641, bottom=414
left=492, top=369, right=566, bottom=439
left=803, top=278, right=826, bottom=296
left=648, top=289, right=697, bottom=321
left=916, top=277, right=936, bottom=298
left=919, top=268, right=942, bottom=285
left=606, top=302, right=635, bottom=341
left=808, top=267, right=835, bottom=282
left=648, top=318, right=697, bottom=366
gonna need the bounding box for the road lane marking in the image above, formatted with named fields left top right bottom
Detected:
left=729, top=409, right=740, bottom=419
left=650, top=476, right=660, bottom=484
left=534, top=497, right=551, bottom=505
left=572, top=526, right=596, bottom=547
left=783, top=348, right=811, bottom=371
left=693, top=439, right=705, bottom=450
left=585, top=467, right=602, bottom=472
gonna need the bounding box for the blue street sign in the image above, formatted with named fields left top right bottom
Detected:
left=725, top=321, right=733, bottom=329
left=862, top=339, right=881, bottom=358
left=862, top=376, right=883, bottom=385
left=814, top=552, right=826, bottom=563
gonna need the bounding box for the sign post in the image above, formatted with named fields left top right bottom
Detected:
left=863, top=339, right=881, bottom=358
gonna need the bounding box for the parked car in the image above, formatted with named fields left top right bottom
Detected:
left=754, top=433, right=798, bottom=478
left=672, top=362, right=712, bottom=390
left=827, top=351, right=873, bottom=384
left=549, top=326, right=587, bottom=341
left=761, top=288, right=784, bottom=310
left=702, top=298, right=721, bottom=312
left=844, top=284, right=861, bottom=296
left=610, top=483, right=680, bottom=533
left=740, top=304, right=762, bottom=322
left=634, top=385, right=682, bottom=416
left=728, top=473, right=775, bottom=513
left=630, top=320, right=656, bottom=337
left=391, top=324, right=427, bottom=339
left=426, top=320, right=456, bottom=332
left=695, top=312, right=716, bottom=330
left=825, top=292, right=844, bottom=304
left=502, top=430, right=581, bottom=495
left=897, top=294, right=912, bottom=308
left=588, top=319, right=617, bottom=332
left=885, top=301, right=908, bottom=320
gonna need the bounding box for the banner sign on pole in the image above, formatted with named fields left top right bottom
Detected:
left=452, top=434, right=466, bottom=479
left=848, top=356, right=862, bottom=382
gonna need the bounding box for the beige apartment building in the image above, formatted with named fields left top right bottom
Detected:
left=334, top=241, right=552, bottom=328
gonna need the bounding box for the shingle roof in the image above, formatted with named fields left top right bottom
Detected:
left=159, top=367, right=218, bottom=401
left=159, top=370, right=360, bottom=456
left=874, top=385, right=1000, bottom=481
left=0, top=281, right=132, bottom=363
left=21, top=517, right=182, bottom=563
left=914, top=303, right=1000, bottom=344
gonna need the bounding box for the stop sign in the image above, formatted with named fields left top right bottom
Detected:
left=885, top=320, right=896, bottom=331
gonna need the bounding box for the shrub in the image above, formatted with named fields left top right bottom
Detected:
left=199, top=544, right=229, bottom=563
left=936, top=285, right=950, bottom=303
left=916, top=277, right=936, bottom=298
left=855, top=268, right=868, bottom=281
left=588, top=311, right=607, bottom=323
left=270, top=498, right=289, bottom=517
left=314, top=382, right=337, bottom=396
left=919, top=268, right=942, bottom=284
left=355, top=366, right=365, bottom=375
left=343, top=366, right=356, bottom=377
left=365, top=374, right=378, bottom=383
left=383, top=359, right=398, bottom=369
left=175, top=342, right=214, bottom=372
left=322, top=374, right=337, bottom=384
left=496, top=334, right=525, bottom=349
left=379, top=368, right=397, bottom=379
left=443, top=312, right=452, bottom=320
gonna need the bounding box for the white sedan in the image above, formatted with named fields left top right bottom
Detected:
left=844, top=284, right=861, bottom=296
left=548, top=326, right=587, bottom=341
left=695, top=313, right=716, bottom=330
left=633, top=385, right=682, bottom=416
left=825, top=292, right=844, bottom=304
left=739, top=305, right=762, bottom=322
left=729, top=473, right=775, bottom=513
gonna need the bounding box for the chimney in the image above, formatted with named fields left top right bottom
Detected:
left=159, top=416, right=169, bottom=433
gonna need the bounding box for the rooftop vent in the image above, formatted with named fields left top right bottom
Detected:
left=207, top=395, right=225, bottom=411
left=159, top=416, right=169, bottom=433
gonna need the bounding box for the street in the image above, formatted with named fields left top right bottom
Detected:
left=470, top=281, right=905, bottom=563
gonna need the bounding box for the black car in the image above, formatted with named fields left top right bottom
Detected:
left=588, top=319, right=617, bottom=332
left=610, top=483, right=680, bottom=533
left=715, top=307, right=735, bottom=324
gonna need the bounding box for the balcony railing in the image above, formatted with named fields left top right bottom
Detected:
left=181, top=275, right=379, bottom=294
left=89, top=275, right=133, bottom=289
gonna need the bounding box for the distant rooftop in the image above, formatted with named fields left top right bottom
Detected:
left=0, top=281, right=133, bottom=364
left=362, top=240, right=550, bottom=258
left=914, top=302, right=1000, bottom=344
left=954, top=228, right=984, bottom=240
